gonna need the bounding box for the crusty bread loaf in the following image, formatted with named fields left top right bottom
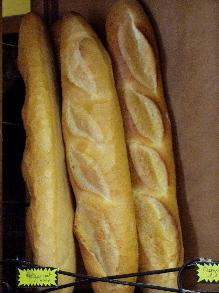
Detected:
left=18, top=13, right=76, bottom=292
left=106, top=0, right=184, bottom=291
left=59, top=13, right=138, bottom=293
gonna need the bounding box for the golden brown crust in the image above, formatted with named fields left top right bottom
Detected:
left=106, top=0, right=184, bottom=290
left=59, top=13, right=138, bottom=293
left=18, top=13, right=76, bottom=292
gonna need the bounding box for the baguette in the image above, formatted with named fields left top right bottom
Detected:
left=106, top=0, right=184, bottom=291
left=59, top=13, right=138, bottom=293
left=18, top=13, right=76, bottom=292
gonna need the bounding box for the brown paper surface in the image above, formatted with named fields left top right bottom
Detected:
left=32, top=0, right=219, bottom=266
left=141, top=0, right=219, bottom=260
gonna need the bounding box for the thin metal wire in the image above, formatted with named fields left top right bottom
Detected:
left=59, top=266, right=181, bottom=278
left=42, top=264, right=196, bottom=293
left=177, top=258, right=219, bottom=293
left=1, top=258, right=219, bottom=293
left=49, top=266, right=191, bottom=290
left=50, top=266, right=182, bottom=291
left=3, top=43, right=18, bottom=48
left=42, top=279, right=179, bottom=293
left=1, top=281, right=13, bottom=292
left=1, top=259, right=181, bottom=291
left=2, top=121, right=22, bottom=127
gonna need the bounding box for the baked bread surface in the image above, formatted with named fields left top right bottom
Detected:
left=106, top=0, right=184, bottom=291
left=59, top=13, right=138, bottom=293
left=18, top=13, right=76, bottom=292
